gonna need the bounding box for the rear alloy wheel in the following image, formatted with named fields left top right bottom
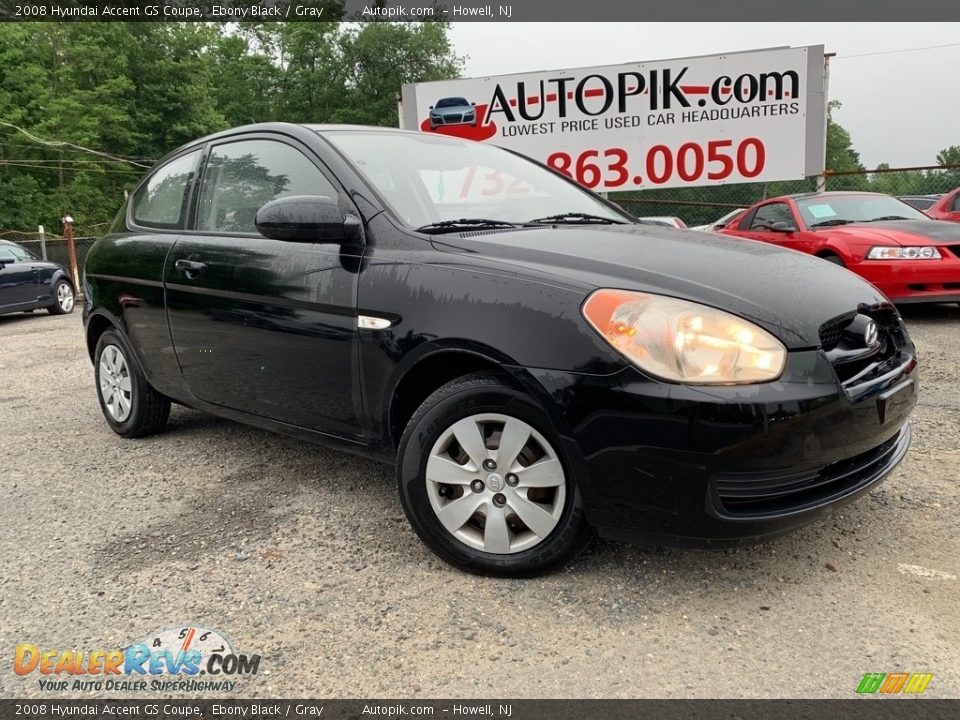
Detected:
left=48, top=279, right=75, bottom=314
left=94, top=329, right=170, bottom=437
left=398, top=373, right=589, bottom=576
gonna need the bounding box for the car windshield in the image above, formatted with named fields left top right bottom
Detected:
left=323, top=131, right=626, bottom=229
left=900, top=197, right=937, bottom=210
left=796, top=195, right=928, bottom=227
left=3, top=244, right=36, bottom=261
left=435, top=98, right=468, bottom=108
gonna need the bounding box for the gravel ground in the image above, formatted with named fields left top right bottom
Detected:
left=1, top=304, right=958, bottom=699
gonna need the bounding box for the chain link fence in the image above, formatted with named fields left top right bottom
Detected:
left=0, top=226, right=103, bottom=275
left=613, top=164, right=960, bottom=228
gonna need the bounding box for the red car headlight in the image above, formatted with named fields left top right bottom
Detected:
left=866, top=246, right=941, bottom=260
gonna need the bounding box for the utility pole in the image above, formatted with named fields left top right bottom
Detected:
left=61, top=214, right=80, bottom=294
left=816, top=53, right=835, bottom=193
left=38, top=225, right=47, bottom=260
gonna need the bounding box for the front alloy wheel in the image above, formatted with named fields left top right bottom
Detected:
left=48, top=279, right=75, bottom=314
left=426, top=413, right=566, bottom=554
left=398, top=372, right=590, bottom=576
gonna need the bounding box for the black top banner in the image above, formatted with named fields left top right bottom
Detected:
left=0, top=0, right=955, bottom=21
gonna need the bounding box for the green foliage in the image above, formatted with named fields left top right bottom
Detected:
left=936, top=145, right=960, bottom=167
left=824, top=100, right=862, bottom=174
left=0, top=20, right=463, bottom=230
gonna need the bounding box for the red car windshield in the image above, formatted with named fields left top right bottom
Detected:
left=796, top=195, right=928, bottom=228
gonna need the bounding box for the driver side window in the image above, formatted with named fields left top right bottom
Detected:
left=8, top=246, right=35, bottom=262
left=196, top=139, right=338, bottom=234
left=750, top=202, right=794, bottom=231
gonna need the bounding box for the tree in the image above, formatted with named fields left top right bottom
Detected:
left=824, top=100, right=863, bottom=174
left=0, top=20, right=460, bottom=230
left=333, top=21, right=464, bottom=126
left=936, top=145, right=960, bottom=168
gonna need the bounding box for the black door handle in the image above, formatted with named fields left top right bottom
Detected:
left=175, top=258, right=206, bottom=277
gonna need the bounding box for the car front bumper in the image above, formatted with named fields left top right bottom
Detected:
left=851, top=256, right=960, bottom=303
left=518, top=343, right=918, bottom=547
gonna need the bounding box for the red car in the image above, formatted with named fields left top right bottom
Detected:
left=924, top=186, right=960, bottom=222
left=719, top=191, right=960, bottom=305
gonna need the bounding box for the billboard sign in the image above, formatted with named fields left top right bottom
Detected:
left=401, top=46, right=826, bottom=191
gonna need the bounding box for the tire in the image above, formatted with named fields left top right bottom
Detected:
left=94, top=329, right=170, bottom=438
left=397, top=372, right=590, bottom=577
left=48, top=279, right=75, bottom=315
left=820, top=254, right=845, bottom=267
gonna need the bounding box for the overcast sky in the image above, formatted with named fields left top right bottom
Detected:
left=448, top=23, right=960, bottom=169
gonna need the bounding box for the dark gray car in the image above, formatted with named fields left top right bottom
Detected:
left=0, top=239, right=75, bottom=317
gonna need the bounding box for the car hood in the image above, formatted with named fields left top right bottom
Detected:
left=439, top=224, right=890, bottom=349
left=823, top=219, right=960, bottom=245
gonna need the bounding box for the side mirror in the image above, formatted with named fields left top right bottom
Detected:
left=0, top=254, right=16, bottom=267
left=428, top=105, right=434, bottom=110
left=769, top=221, right=796, bottom=233
left=471, top=102, right=476, bottom=106
left=255, top=195, right=350, bottom=243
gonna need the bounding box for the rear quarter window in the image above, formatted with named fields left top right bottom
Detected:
left=131, top=150, right=201, bottom=229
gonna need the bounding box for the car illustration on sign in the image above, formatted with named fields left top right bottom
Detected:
left=84, top=124, right=917, bottom=576
left=428, top=97, right=477, bottom=129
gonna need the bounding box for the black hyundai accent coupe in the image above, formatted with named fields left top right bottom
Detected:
left=83, top=124, right=918, bottom=576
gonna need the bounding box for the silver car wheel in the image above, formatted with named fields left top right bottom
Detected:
left=426, top=413, right=567, bottom=554
left=57, top=282, right=74, bottom=312
left=98, top=344, right=133, bottom=422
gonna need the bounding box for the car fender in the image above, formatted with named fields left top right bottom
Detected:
left=83, top=305, right=125, bottom=361
left=813, top=236, right=854, bottom=261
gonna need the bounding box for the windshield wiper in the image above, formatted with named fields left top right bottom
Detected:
left=416, top=218, right=520, bottom=234
left=525, top=212, right=626, bottom=225
left=810, top=218, right=855, bottom=228
left=862, top=215, right=912, bottom=222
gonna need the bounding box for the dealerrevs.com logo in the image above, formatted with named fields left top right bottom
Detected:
left=14, top=625, right=261, bottom=693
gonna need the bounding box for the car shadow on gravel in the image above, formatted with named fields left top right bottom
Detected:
left=94, top=403, right=904, bottom=585
left=0, top=312, right=53, bottom=326
left=898, top=302, right=960, bottom=323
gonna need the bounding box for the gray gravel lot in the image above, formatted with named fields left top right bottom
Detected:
left=1, top=305, right=958, bottom=699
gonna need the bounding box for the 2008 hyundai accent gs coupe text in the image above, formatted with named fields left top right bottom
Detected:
left=83, top=124, right=918, bottom=576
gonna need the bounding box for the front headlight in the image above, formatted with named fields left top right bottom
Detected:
left=867, top=246, right=941, bottom=260
left=582, top=290, right=787, bottom=384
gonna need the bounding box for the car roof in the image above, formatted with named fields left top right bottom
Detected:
left=193, top=122, right=418, bottom=145
left=158, top=122, right=430, bottom=167
left=766, top=191, right=896, bottom=203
